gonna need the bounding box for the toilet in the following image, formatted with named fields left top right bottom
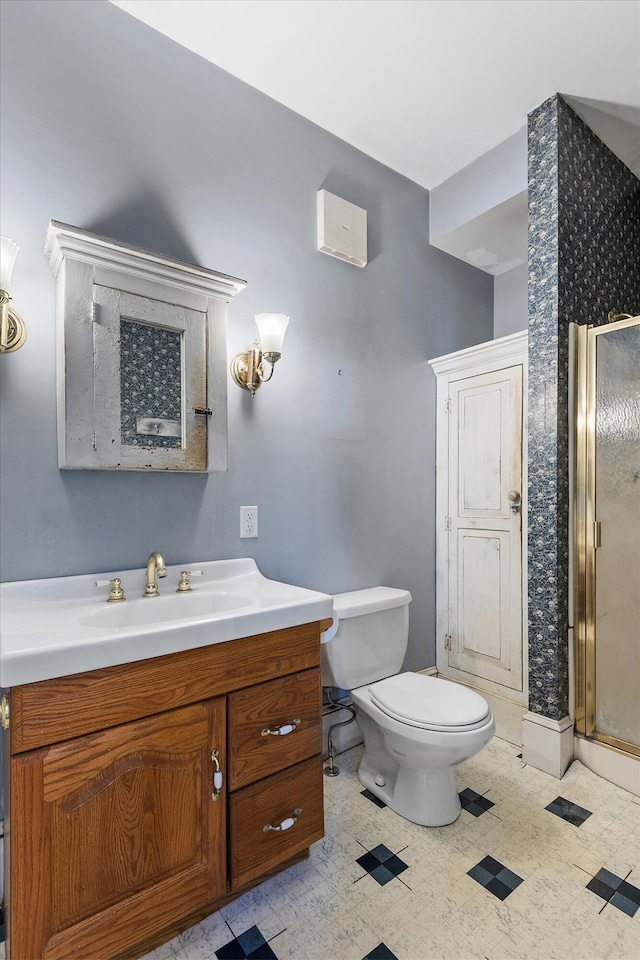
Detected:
left=322, top=586, right=495, bottom=827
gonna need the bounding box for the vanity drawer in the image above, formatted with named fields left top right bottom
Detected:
left=227, top=668, right=322, bottom=790
left=229, top=756, right=324, bottom=889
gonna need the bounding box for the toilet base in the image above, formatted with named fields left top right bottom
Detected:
left=350, top=684, right=494, bottom=828
left=357, top=753, right=461, bottom=827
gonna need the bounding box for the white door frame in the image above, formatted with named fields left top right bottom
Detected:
left=429, top=331, right=528, bottom=707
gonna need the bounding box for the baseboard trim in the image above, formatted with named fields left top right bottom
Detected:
left=574, top=736, right=640, bottom=796
left=522, top=711, right=574, bottom=778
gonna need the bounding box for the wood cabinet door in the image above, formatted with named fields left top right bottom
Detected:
left=9, top=699, right=226, bottom=960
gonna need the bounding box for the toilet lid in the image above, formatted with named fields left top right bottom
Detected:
left=369, top=673, right=491, bottom=730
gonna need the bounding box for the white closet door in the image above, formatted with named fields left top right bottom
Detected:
left=447, top=365, right=523, bottom=690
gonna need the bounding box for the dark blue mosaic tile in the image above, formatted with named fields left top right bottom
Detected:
left=557, top=96, right=640, bottom=325
left=545, top=795, right=592, bottom=826
left=459, top=787, right=495, bottom=817
left=526, top=92, right=640, bottom=722
left=364, top=944, right=399, bottom=960
left=587, top=869, right=640, bottom=917
left=468, top=855, right=523, bottom=901
left=120, top=319, right=182, bottom=448
left=216, top=924, right=278, bottom=959
left=361, top=788, right=386, bottom=809
left=356, top=844, right=408, bottom=886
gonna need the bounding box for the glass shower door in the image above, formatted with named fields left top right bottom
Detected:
left=575, top=315, right=640, bottom=757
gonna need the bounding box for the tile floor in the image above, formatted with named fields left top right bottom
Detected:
left=1, top=738, right=638, bottom=960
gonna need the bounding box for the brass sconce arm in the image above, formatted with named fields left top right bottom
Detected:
left=231, top=340, right=281, bottom=397
left=0, top=237, right=27, bottom=353
left=230, top=313, right=289, bottom=398
left=0, top=290, right=27, bottom=353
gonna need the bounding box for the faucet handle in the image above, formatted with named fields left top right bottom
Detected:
left=176, top=569, right=203, bottom=592
left=94, top=577, right=126, bottom=602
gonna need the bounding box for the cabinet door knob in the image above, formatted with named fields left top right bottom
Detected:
left=260, top=718, right=301, bottom=737
left=211, top=748, right=223, bottom=801
left=263, top=808, right=302, bottom=833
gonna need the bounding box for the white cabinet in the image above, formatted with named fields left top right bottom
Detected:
left=45, top=221, right=246, bottom=472
left=429, top=332, right=527, bottom=707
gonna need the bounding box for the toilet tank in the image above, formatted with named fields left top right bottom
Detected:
left=321, top=586, right=411, bottom=690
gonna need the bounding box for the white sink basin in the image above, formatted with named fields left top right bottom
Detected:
left=79, top=590, right=257, bottom=629
left=0, top=559, right=334, bottom=687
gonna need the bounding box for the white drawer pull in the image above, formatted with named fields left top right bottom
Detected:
left=261, top=718, right=301, bottom=737
left=263, top=808, right=302, bottom=833
left=211, top=749, right=223, bottom=801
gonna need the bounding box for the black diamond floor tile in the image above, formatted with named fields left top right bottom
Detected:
left=356, top=843, right=409, bottom=886
left=459, top=786, right=495, bottom=817
left=468, top=855, right=523, bottom=900
left=361, top=788, right=387, bottom=809
left=545, top=795, right=593, bottom=826
left=216, top=924, right=278, bottom=959
left=587, top=869, right=640, bottom=917
left=363, top=943, right=399, bottom=960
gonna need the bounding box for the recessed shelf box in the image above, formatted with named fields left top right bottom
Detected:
left=317, top=190, right=367, bottom=268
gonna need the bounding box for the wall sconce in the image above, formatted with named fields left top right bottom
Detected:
left=230, top=313, right=289, bottom=397
left=0, top=237, right=27, bottom=353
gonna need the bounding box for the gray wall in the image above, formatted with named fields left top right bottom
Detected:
left=494, top=265, right=528, bottom=338
left=429, top=128, right=527, bottom=242
left=0, top=0, right=493, bottom=679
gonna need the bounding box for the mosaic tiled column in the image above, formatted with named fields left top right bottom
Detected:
left=527, top=94, right=640, bottom=728
left=527, top=95, right=570, bottom=721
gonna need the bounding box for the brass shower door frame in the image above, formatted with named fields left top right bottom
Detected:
left=573, top=314, right=640, bottom=758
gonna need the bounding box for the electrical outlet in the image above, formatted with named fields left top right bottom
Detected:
left=240, top=505, right=258, bottom=538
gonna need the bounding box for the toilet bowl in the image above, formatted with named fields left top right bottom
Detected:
left=322, top=587, right=495, bottom=826
left=351, top=672, right=494, bottom=825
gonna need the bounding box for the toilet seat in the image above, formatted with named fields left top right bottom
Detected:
left=368, top=672, right=491, bottom=732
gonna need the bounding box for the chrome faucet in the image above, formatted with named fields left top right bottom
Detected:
left=143, top=551, right=167, bottom=597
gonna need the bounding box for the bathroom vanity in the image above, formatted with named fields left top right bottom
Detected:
left=1, top=561, right=333, bottom=960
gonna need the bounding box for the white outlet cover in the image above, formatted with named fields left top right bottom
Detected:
left=240, top=505, right=258, bottom=538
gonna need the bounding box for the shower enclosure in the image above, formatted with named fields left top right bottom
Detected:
left=574, top=314, right=640, bottom=759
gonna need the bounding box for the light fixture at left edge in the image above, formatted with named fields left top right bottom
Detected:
left=231, top=313, right=289, bottom=397
left=0, top=237, right=27, bottom=353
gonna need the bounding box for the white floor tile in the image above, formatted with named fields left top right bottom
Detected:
left=7, top=738, right=637, bottom=960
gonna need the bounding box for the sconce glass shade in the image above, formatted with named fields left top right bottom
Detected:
left=255, top=313, right=289, bottom=358
left=0, top=237, right=20, bottom=294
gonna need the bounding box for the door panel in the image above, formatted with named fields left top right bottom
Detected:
left=447, top=366, right=523, bottom=692
left=451, top=529, right=516, bottom=683
left=459, top=388, right=504, bottom=513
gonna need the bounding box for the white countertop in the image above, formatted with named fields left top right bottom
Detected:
left=0, top=559, right=334, bottom=687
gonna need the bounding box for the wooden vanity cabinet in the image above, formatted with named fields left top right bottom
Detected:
left=5, top=620, right=329, bottom=960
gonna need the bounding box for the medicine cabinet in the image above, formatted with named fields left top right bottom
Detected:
left=45, top=221, right=246, bottom=472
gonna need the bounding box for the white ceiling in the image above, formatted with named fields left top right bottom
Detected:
left=111, top=0, right=640, bottom=190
